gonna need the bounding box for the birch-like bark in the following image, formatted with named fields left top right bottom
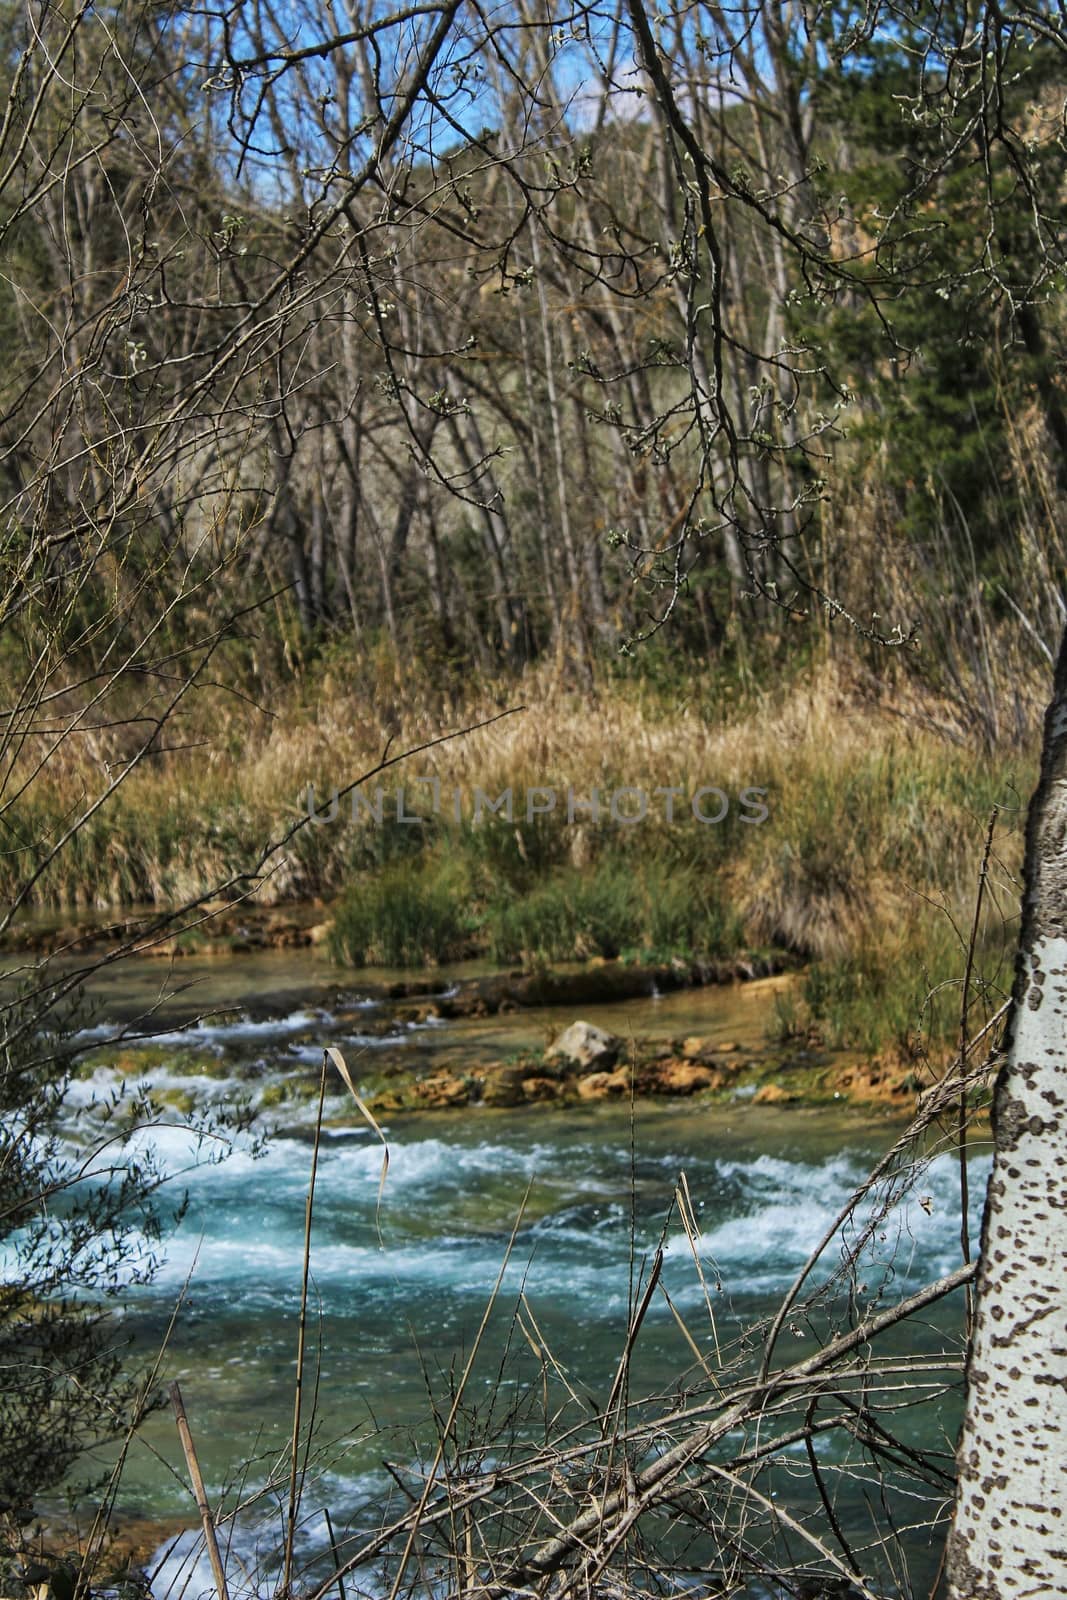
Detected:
left=946, top=623, right=1067, bottom=1596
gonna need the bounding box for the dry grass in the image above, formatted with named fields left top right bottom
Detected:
left=2, top=649, right=1034, bottom=1053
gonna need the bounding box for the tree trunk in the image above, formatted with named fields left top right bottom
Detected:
left=945, top=623, right=1067, bottom=1597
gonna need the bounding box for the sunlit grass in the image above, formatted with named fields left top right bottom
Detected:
left=3, top=651, right=1032, bottom=1056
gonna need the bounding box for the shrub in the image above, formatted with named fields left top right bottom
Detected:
left=330, top=861, right=471, bottom=965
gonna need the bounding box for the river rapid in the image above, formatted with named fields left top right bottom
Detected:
left=37, top=946, right=987, bottom=1598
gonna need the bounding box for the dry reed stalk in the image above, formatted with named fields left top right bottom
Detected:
left=170, top=1381, right=230, bottom=1600
left=283, top=1051, right=329, bottom=1596
left=955, top=808, right=999, bottom=1337
left=384, top=1198, right=531, bottom=1600
left=75, top=1265, right=197, bottom=1599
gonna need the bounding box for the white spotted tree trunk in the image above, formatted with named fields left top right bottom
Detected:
left=946, top=628, right=1067, bottom=1596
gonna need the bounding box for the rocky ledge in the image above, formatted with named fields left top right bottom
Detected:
left=357, top=1018, right=934, bottom=1117
left=385, top=952, right=794, bottom=1016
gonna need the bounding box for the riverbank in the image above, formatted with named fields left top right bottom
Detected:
left=355, top=1014, right=936, bottom=1116
left=4, top=659, right=1031, bottom=1058
left=65, top=953, right=953, bottom=1126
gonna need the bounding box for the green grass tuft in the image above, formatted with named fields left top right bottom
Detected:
left=330, top=860, right=472, bottom=966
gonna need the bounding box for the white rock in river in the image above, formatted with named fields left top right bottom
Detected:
left=545, top=1020, right=622, bottom=1072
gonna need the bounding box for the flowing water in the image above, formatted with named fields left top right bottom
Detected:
left=19, top=945, right=988, bottom=1596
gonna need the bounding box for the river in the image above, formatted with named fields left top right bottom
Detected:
left=46, top=946, right=986, bottom=1598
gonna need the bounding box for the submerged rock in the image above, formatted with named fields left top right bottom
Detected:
left=576, top=1069, right=630, bottom=1100
left=753, top=1083, right=798, bottom=1105
left=655, top=1061, right=724, bottom=1095
left=480, top=1064, right=527, bottom=1107
left=414, top=1074, right=470, bottom=1107
left=521, top=1075, right=562, bottom=1102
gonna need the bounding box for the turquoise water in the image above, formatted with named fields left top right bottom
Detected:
left=47, top=968, right=987, bottom=1598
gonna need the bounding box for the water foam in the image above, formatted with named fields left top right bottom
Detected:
left=75, top=1010, right=323, bottom=1050
left=666, top=1148, right=991, bottom=1297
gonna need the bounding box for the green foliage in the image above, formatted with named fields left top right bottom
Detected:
left=803, top=21, right=1066, bottom=571
left=484, top=865, right=635, bottom=962
left=330, top=860, right=473, bottom=965
left=0, top=973, right=257, bottom=1512
left=796, top=913, right=1009, bottom=1055
left=328, top=838, right=746, bottom=968
left=0, top=988, right=162, bottom=1507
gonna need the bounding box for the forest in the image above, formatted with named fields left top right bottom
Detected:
left=0, top=0, right=1065, bottom=1597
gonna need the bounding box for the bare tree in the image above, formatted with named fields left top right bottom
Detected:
left=2, top=0, right=1066, bottom=1583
